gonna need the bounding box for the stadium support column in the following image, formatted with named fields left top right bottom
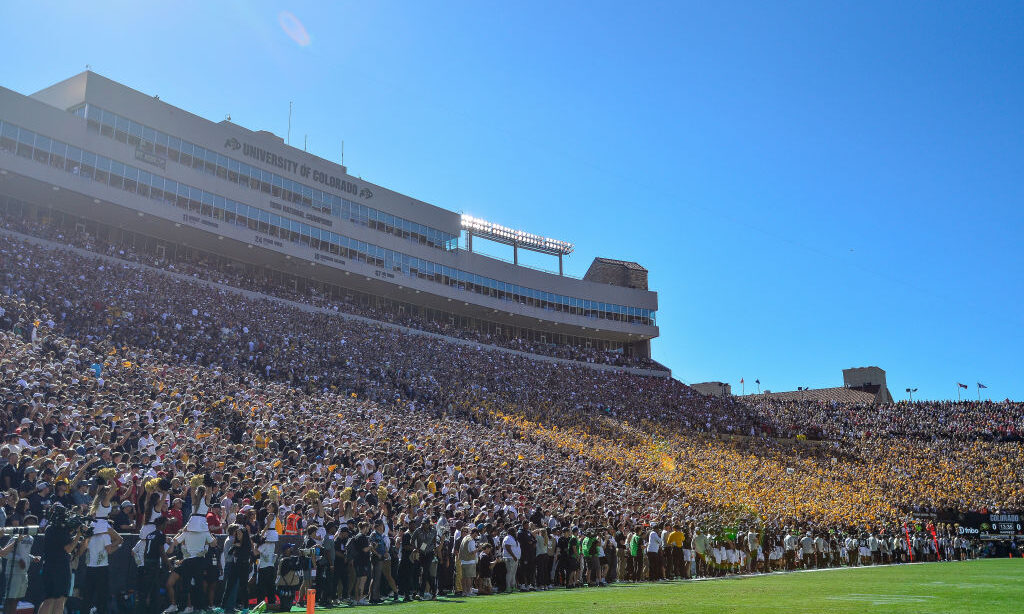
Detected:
left=559, top=254, right=563, bottom=276
left=514, top=243, right=518, bottom=265
left=467, top=231, right=473, bottom=252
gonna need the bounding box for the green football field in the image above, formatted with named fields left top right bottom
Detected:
left=313, top=559, right=1024, bottom=613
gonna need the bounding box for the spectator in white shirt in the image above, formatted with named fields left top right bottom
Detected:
left=647, top=525, right=664, bottom=581
left=80, top=527, right=122, bottom=614
left=502, top=528, right=521, bottom=593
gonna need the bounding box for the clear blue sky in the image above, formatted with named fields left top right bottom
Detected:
left=3, top=1, right=1022, bottom=401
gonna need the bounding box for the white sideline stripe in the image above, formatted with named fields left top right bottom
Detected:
left=0, top=227, right=670, bottom=378
left=659, top=559, right=981, bottom=584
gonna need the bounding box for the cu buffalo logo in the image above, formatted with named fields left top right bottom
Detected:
left=224, top=137, right=241, bottom=151
left=358, top=187, right=373, bottom=199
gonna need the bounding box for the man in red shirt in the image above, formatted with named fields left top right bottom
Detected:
left=206, top=502, right=224, bottom=534
left=163, top=499, right=184, bottom=534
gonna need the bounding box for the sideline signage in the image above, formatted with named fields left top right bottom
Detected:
left=955, top=512, right=1023, bottom=541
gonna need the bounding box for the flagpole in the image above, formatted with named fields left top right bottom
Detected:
left=957, top=383, right=960, bottom=402
left=977, top=383, right=981, bottom=402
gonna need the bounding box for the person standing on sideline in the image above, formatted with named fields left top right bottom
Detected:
left=628, top=528, right=642, bottom=582
left=458, top=527, right=479, bottom=597
left=251, top=521, right=279, bottom=611
left=2, top=514, right=40, bottom=614
left=647, top=524, right=664, bottom=581
left=691, top=526, right=706, bottom=578
left=501, top=525, right=520, bottom=593
left=80, top=526, right=123, bottom=614
left=784, top=529, right=799, bottom=571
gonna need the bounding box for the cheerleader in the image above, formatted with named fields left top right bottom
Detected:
left=185, top=475, right=214, bottom=533
left=89, top=485, right=115, bottom=533
left=139, top=490, right=166, bottom=540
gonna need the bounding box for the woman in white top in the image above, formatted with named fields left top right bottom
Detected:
left=185, top=483, right=213, bottom=533
left=89, top=486, right=115, bottom=533
left=139, top=492, right=165, bottom=540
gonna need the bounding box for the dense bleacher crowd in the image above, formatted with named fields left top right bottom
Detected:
left=0, top=216, right=664, bottom=371
left=0, top=218, right=1020, bottom=613
left=744, top=397, right=1023, bottom=442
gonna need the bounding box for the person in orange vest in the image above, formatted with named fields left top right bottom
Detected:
left=284, top=504, right=304, bottom=536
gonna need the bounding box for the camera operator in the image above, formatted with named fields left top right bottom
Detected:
left=37, top=505, right=89, bottom=614
left=1, top=515, right=40, bottom=614
left=80, top=526, right=122, bottom=614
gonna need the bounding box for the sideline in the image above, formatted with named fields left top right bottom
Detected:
left=305, top=559, right=1005, bottom=612
left=0, top=226, right=671, bottom=378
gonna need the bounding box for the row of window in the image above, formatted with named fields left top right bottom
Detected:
left=70, top=104, right=459, bottom=251
left=0, top=118, right=656, bottom=326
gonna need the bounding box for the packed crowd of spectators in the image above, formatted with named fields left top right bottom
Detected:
left=744, top=397, right=1023, bottom=442
left=0, top=215, right=664, bottom=371
left=0, top=219, right=1020, bottom=612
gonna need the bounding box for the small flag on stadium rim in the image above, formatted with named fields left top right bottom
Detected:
left=958, top=383, right=968, bottom=389
left=740, top=378, right=744, bottom=384
left=755, top=379, right=760, bottom=385
left=978, top=382, right=987, bottom=389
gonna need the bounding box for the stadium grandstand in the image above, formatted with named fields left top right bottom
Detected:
left=0, top=71, right=663, bottom=373
left=0, top=73, right=1021, bottom=612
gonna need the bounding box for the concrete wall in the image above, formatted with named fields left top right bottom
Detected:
left=692, top=382, right=731, bottom=397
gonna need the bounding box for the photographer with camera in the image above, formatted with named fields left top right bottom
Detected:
left=275, top=545, right=303, bottom=613
left=38, top=504, right=90, bottom=614
left=0, top=515, right=40, bottom=614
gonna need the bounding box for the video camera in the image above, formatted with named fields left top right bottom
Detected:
left=45, top=504, right=94, bottom=537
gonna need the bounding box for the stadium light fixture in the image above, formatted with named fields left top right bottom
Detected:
left=460, top=214, right=574, bottom=256
left=905, top=387, right=918, bottom=402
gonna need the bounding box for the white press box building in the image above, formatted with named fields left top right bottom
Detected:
left=0, top=72, right=660, bottom=361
